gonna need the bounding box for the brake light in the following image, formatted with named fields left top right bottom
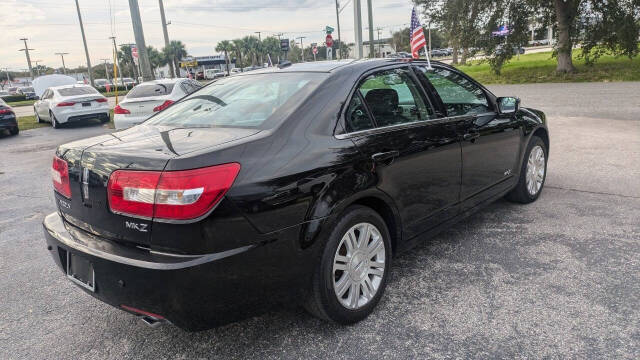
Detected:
left=113, top=105, right=130, bottom=114
left=107, top=163, right=240, bottom=220
left=95, top=97, right=108, bottom=103
left=52, top=156, right=71, bottom=198
left=0, top=109, right=13, bottom=115
left=153, top=100, right=174, bottom=112
left=57, top=102, right=75, bottom=107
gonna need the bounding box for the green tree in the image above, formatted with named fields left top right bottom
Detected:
left=216, top=40, right=234, bottom=74
left=242, top=36, right=260, bottom=66
left=147, top=46, right=166, bottom=78
left=118, top=45, right=137, bottom=79
left=232, top=39, right=245, bottom=68
left=162, top=40, right=188, bottom=77
left=261, top=37, right=281, bottom=65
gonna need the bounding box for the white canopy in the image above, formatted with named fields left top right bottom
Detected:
left=32, top=75, right=77, bottom=97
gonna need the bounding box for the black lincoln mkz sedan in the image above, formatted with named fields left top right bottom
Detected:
left=44, top=59, right=549, bottom=330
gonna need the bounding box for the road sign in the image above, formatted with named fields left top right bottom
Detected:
left=311, top=43, right=318, bottom=55
left=325, top=26, right=335, bottom=34
left=326, top=47, right=333, bottom=60
left=280, top=39, right=290, bottom=52
left=325, top=34, right=334, bottom=48
left=131, top=46, right=139, bottom=65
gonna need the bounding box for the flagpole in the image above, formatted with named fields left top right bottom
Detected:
left=423, top=45, right=432, bottom=69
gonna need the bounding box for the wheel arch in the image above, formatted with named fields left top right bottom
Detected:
left=532, top=127, right=550, bottom=154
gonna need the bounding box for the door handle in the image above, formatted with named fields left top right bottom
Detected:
left=463, top=132, right=480, bottom=142
left=371, top=150, right=399, bottom=163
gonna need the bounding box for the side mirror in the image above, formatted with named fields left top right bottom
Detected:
left=497, top=97, right=520, bottom=115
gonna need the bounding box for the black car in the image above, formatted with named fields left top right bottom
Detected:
left=0, top=99, right=18, bottom=136
left=43, top=59, right=549, bottom=331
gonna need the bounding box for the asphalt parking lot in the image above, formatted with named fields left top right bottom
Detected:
left=1, top=82, right=638, bottom=359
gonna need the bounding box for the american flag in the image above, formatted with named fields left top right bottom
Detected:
left=410, top=7, right=426, bottom=59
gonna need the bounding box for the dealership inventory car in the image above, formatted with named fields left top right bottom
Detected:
left=205, top=68, right=226, bottom=80
left=34, top=84, right=110, bottom=128
left=17, top=86, right=38, bottom=100
left=0, top=98, right=18, bottom=135
left=43, top=59, right=549, bottom=331
left=113, top=78, right=203, bottom=129
left=93, top=78, right=112, bottom=91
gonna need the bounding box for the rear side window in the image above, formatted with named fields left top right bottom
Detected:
left=127, top=83, right=175, bottom=98
left=415, top=67, right=491, bottom=116
left=57, top=87, right=98, bottom=96
left=356, top=68, right=434, bottom=127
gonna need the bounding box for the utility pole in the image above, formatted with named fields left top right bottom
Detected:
left=100, top=59, right=111, bottom=82
left=296, top=36, right=306, bottom=62
left=55, top=53, right=69, bottom=74
left=128, top=0, right=154, bottom=81
left=158, top=0, right=175, bottom=78
left=366, top=0, right=374, bottom=58
left=19, top=38, right=34, bottom=79
left=353, top=0, right=363, bottom=59
left=335, top=0, right=342, bottom=59
left=74, top=0, right=94, bottom=86
left=428, top=21, right=432, bottom=55
left=110, top=37, right=125, bottom=90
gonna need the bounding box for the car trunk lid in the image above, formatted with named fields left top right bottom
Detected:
left=57, top=125, right=260, bottom=247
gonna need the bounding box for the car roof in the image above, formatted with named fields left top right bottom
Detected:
left=237, top=58, right=453, bottom=76
left=50, top=84, right=96, bottom=90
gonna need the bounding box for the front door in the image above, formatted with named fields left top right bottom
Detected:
left=342, top=66, right=462, bottom=239
left=415, top=65, right=522, bottom=210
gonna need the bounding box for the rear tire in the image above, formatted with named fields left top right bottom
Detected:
left=50, top=112, right=60, bottom=129
left=305, top=205, right=392, bottom=324
left=10, top=127, right=19, bottom=135
left=506, top=136, right=547, bottom=203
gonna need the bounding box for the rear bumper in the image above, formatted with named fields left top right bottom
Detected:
left=54, top=107, right=110, bottom=123
left=113, top=114, right=150, bottom=129
left=0, top=116, right=17, bottom=129
left=42, top=212, right=312, bottom=330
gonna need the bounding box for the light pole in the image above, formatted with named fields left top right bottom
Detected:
left=19, top=38, right=35, bottom=79
left=100, top=59, right=111, bottom=82
left=33, top=60, right=43, bottom=76
left=55, top=52, right=69, bottom=74
left=128, top=0, right=154, bottom=81
left=366, top=0, right=374, bottom=58
left=296, top=36, right=306, bottom=62
left=353, top=0, right=363, bottom=58
left=335, top=0, right=342, bottom=59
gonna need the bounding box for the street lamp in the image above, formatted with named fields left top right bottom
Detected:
left=55, top=52, right=69, bottom=74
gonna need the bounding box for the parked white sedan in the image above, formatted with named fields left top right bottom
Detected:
left=113, top=78, right=202, bottom=130
left=33, top=85, right=110, bottom=128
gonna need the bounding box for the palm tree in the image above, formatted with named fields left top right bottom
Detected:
left=215, top=40, right=234, bottom=74
left=162, top=40, right=187, bottom=77
left=118, top=45, right=137, bottom=79
left=232, top=39, right=245, bottom=69
left=242, top=36, right=260, bottom=66
left=262, top=37, right=281, bottom=65
left=147, top=46, right=166, bottom=78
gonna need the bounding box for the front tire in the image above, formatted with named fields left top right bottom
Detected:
left=506, top=136, right=547, bottom=203
left=35, top=107, right=41, bottom=123
left=305, top=205, right=392, bottom=324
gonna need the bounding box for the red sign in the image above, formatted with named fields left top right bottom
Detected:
left=325, top=34, right=333, bottom=48
left=312, top=46, right=318, bottom=55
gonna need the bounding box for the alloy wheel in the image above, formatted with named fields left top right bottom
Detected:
left=526, top=145, right=545, bottom=196
left=332, top=222, right=386, bottom=310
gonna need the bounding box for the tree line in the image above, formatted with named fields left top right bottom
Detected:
left=414, top=0, right=640, bottom=74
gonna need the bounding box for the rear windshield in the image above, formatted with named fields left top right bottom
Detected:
left=145, top=73, right=327, bottom=129
left=21, top=87, right=34, bottom=92
left=127, top=83, right=175, bottom=98
left=57, top=87, right=98, bottom=96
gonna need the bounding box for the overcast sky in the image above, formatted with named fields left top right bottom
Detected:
left=1, top=0, right=417, bottom=71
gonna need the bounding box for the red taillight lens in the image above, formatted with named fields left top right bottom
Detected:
left=107, top=171, right=161, bottom=218
left=95, top=97, right=108, bottom=103
left=0, top=109, right=13, bottom=115
left=57, top=102, right=75, bottom=107
left=113, top=104, right=130, bottom=114
left=153, top=100, right=174, bottom=112
left=107, top=163, right=240, bottom=220
left=52, top=156, right=71, bottom=198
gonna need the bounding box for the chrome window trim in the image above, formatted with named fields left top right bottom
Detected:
left=335, top=114, right=478, bottom=140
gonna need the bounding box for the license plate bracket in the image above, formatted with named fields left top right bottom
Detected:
left=66, top=252, right=95, bottom=292
left=82, top=102, right=91, bottom=107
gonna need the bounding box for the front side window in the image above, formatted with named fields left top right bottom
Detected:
left=357, top=68, right=433, bottom=127
left=145, top=73, right=326, bottom=129
left=416, top=66, right=491, bottom=117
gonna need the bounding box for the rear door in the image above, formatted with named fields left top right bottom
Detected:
left=415, top=65, right=522, bottom=210
left=341, top=66, right=462, bottom=239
